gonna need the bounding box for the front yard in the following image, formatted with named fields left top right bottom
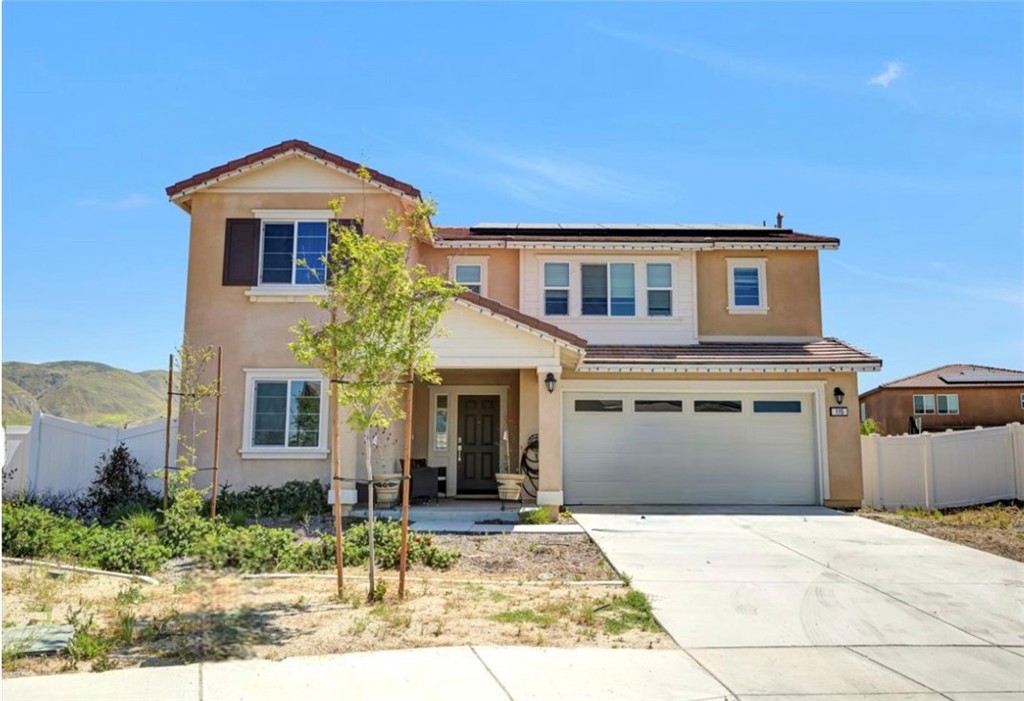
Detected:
left=2, top=532, right=672, bottom=677
left=859, top=502, right=1024, bottom=562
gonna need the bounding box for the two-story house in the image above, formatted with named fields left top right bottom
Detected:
left=167, top=140, right=881, bottom=510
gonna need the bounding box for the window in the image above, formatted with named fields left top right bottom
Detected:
left=544, top=263, right=570, bottom=316
left=694, top=400, right=742, bottom=413
left=454, top=264, right=482, bottom=294
left=753, top=400, right=802, bottom=413
left=261, top=221, right=328, bottom=285
left=635, top=399, right=682, bottom=413
left=646, top=263, right=672, bottom=317
left=913, top=394, right=935, bottom=415
left=726, top=258, right=767, bottom=314
left=581, top=263, right=635, bottom=316
left=937, top=394, right=959, bottom=415
left=434, top=395, right=449, bottom=450
left=575, top=399, right=623, bottom=412
left=252, top=379, right=323, bottom=448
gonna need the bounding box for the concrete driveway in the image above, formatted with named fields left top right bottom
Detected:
left=575, top=506, right=1024, bottom=696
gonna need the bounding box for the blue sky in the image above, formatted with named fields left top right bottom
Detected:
left=3, top=2, right=1021, bottom=391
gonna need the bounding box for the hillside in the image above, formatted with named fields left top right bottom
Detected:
left=3, top=361, right=170, bottom=427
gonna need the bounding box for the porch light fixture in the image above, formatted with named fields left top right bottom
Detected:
left=544, top=372, right=557, bottom=394
left=833, top=387, right=846, bottom=405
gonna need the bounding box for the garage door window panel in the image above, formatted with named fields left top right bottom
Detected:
left=753, top=400, right=802, bottom=413
left=694, top=400, right=743, bottom=413
left=635, top=399, right=682, bottom=412
left=575, top=399, right=623, bottom=412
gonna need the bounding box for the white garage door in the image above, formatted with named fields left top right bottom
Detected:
left=563, top=391, right=819, bottom=505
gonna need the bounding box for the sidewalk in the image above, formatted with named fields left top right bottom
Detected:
left=3, top=646, right=726, bottom=701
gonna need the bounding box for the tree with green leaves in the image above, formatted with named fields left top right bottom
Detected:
left=290, top=191, right=460, bottom=598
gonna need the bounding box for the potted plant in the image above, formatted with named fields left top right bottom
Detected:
left=495, top=425, right=524, bottom=501
left=369, top=427, right=402, bottom=507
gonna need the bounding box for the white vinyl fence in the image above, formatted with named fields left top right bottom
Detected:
left=3, top=413, right=176, bottom=497
left=862, top=423, right=1024, bottom=509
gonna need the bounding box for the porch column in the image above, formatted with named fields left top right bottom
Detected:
left=536, top=365, right=563, bottom=511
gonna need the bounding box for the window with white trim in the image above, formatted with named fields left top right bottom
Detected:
left=581, top=263, right=635, bottom=317
left=913, top=394, right=935, bottom=415
left=544, top=262, right=570, bottom=316
left=243, top=371, right=328, bottom=455
left=434, top=395, right=449, bottom=450
left=261, top=221, right=328, bottom=285
left=726, top=258, right=767, bottom=314
left=937, top=394, right=959, bottom=415
left=453, top=264, right=482, bottom=294
left=646, top=263, right=672, bottom=317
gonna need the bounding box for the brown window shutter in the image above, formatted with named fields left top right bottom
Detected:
left=223, top=219, right=261, bottom=286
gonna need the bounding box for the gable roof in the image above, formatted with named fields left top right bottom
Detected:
left=165, top=140, right=422, bottom=207
left=433, top=224, right=838, bottom=248
left=860, top=363, right=1024, bottom=397
left=456, top=291, right=587, bottom=350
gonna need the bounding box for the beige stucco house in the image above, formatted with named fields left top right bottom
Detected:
left=167, top=140, right=881, bottom=510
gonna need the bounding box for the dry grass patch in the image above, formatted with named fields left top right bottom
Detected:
left=859, top=502, right=1024, bottom=562
left=2, top=533, right=667, bottom=677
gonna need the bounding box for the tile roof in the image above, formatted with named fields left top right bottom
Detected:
left=434, top=225, right=838, bottom=245
left=456, top=291, right=588, bottom=349
left=581, top=339, right=880, bottom=368
left=861, top=364, right=1024, bottom=395
left=165, top=139, right=422, bottom=201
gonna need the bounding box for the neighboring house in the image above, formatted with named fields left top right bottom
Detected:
left=860, top=364, right=1024, bottom=436
left=166, top=140, right=881, bottom=509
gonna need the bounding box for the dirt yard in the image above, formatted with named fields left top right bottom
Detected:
left=2, top=533, right=672, bottom=677
left=859, top=503, right=1024, bottom=562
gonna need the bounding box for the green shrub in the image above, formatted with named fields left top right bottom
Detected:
left=85, top=443, right=158, bottom=523
left=192, top=524, right=297, bottom=573
left=213, top=480, right=327, bottom=520
left=87, top=528, right=170, bottom=575
left=342, top=520, right=459, bottom=570
left=279, top=534, right=336, bottom=572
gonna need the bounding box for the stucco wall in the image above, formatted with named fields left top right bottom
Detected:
left=417, top=247, right=520, bottom=308
left=696, top=250, right=823, bottom=337
left=862, top=386, right=1024, bottom=435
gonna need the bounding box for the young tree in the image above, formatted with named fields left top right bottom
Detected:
left=290, top=192, right=459, bottom=598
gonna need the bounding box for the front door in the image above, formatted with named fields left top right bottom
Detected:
left=457, top=395, right=500, bottom=495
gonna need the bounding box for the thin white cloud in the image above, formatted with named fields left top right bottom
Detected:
left=868, top=61, right=904, bottom=88
left=440, top=135, right=652, bottom=211
left=830, top=259, right=1023, bottom=308
left=76, top=193, right=153, bottom=210
left=588, top=23, right=812, bottom=86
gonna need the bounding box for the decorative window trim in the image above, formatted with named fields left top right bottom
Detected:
left=449, top=256, right=488, bottom=296
left=537, top=256, right=682, bottom=321
left=432, top=394, right=450, bottom=451
left=726, top=258, right=768, bottom=314
left=936, top=394, right=959, bottom=415
left=240, top=369, right=329, bottom=459
left=913, top=394, right=936, bottom=415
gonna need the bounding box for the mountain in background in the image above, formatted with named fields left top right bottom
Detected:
left=3, top=361, right=170, bottom=427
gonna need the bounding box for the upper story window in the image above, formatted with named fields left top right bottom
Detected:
left=450, top=258, right=488, bottom=295
left=582, top=263, right=635, bottom=317
left=646, top=263, right=672, bottom=317
left=913, top=394, right=936, bottom=415
left=937, top=394, right=959, bottom=415
left=544, top=262, right=570, bottom=316
left=726, top=258, right=768, bottom=314
left=261, top=221, right=328, bottom=285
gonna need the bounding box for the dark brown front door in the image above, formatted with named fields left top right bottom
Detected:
left=457, top=395, right=500, bottom=495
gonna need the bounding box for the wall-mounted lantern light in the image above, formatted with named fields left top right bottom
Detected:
left=833, top=387, right=846, bottom=405
left=544, top=372, right=557, bottom=394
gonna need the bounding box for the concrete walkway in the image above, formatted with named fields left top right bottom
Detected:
left=574, top=506, right=1024, bottom=696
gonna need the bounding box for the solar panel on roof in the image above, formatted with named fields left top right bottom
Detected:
left=939, top=372, right=1024, bottom=384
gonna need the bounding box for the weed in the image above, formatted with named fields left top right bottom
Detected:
left=489, top=590, right=509, bottom=603
left=115, top=585, right=145, bottom=607
left=370, top=580, right=387, bottom=603
left=600, top=590, right=660, bottom=635
left=490, top=608, right=555, bottom=627
left=348, top=618, right=368, bottom=635
left=518, top=508, right=551, bottom=525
